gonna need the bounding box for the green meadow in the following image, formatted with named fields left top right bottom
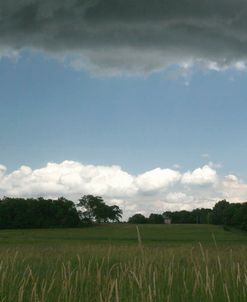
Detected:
left=0, top=224, right=246, bottom=302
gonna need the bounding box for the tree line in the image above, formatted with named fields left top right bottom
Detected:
left=210, top=200, right=247, bottom=230
left=0, top=196, right=246, bottom=230
left=128, top=200, right=247, bottom=231
left=128, top=209, right=211, bottom=224
left=0, top=195, right=122, bottom=229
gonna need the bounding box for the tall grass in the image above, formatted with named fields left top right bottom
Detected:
left=0, top=225, right=246, bottom=301
left=0, top=243, right=246, bottom=301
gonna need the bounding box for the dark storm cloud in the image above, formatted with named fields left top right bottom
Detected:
left=1, top=0, right=247, bottom=73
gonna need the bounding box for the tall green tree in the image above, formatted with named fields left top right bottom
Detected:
left=211, top=200, right=230, bottom=225
left=148, top=213, right=164, bottom=224
left=128, top=213, right=147, bottom=224
left=78, top=195, right=122, bottom=223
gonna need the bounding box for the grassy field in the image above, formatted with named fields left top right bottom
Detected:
left=0, top=224, right=246, bottom=301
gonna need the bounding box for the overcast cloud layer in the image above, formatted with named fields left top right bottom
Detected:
left=0, top=161, right=246, bottom=219
left=1, top=0, right=247, bottom=73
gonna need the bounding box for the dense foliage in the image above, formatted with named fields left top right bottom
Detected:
left=78, top=195, right=122, bottom=223
left=148, top=213, right=164, bottom=224
left=0, top=197, right=81, bottom=229
left=128, top=209, right=212, bottom=224
left=128, top=213, right=147, bottom=224
left=128, top=200, right=247, bottom=231
left=211, top=200, right=247, bottom=230
left=128, top=213, right=164, bottom=224
left=163, top=208, right=212, bottom=224
left=0, top=196, right=246, bottom=230
left=0, top=195, right=123, bottom=229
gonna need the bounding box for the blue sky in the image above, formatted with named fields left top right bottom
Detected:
left=1, top=0, right=247, bottom=216
left=0, top=51, right=247, bottom=178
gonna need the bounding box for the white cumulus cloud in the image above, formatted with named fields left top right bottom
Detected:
left=0, top=161, right=137, bottom=198
left=0, top=160, right=246, bottom=219
left=181, top=165, right=218, bottom=186
left=135, top=168, right=181, bottom=193
left=220, top=174, right=247, bottom=203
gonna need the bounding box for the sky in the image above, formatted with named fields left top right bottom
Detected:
left=1, top=0, right=247, bottom=219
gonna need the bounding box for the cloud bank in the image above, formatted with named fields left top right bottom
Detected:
left=0, top=160, right=246, bottom=219
left=1, top=0, right=247, bottom=74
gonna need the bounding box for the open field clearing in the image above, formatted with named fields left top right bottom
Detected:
left=0, top=224, right=246, bottom=301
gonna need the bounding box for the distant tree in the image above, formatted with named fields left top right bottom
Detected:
left=128, top=214, right=147, bottom=224
left=148, top=213, right=164, bottom=224
left=161, top=200, right=247, bottom=231
left=240, top=203, right=247, bottom=231
left=107, top=205, right=123, bottom=222
left=0, top=197, right=81, bottom=229
left=78, top=195, right=122, bottom=223
left=232, top=203, right=247, bottom=231
left=163, top=210, right=192, bottom=224
left=210, top=200, right=247, bottom=230
left=191, top=208, right=212, bottom=224
left=223, top=203, right=241, bottom=226
left=163, top=208, right=212, bottom=224
left=211, top=200, right=230, bottom=225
